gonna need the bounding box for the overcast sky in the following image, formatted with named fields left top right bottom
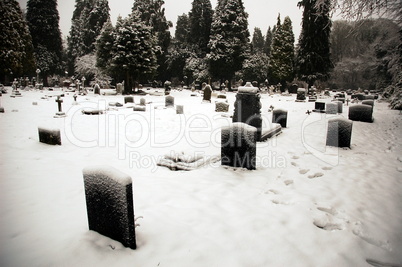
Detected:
left=17, top=0, right=305, bottom=40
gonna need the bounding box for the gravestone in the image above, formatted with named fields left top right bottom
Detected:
left=83, top=166, right=136, bottom=249
left=124, top=96, right=134, bottom=104
left=203, top=84, right=212, bottom=102
left=72, top=95, right=79, bottom=105
left=326, top=117, right=353, bottom=148
left=332, top=100, right=343, bottom=113
left=362, top=100, right=374, bottom=107
left=215, top=101, right=229, bottom=112
left=326, top=102, right=338, bottom=114
left=351, top=93, right=365, bottom=100
left=313, top=101, right=326, bottom=113
left=336, top=97, right=345, bottom=103
left=165, top=95, right=174, bottom=107
left=296, top=88, right=306, bottom=101
left=217, top=94, right=227, bottom=99
left=54, top=96, right=66, bottom=118
left=82, top=109, right=103, bottom=115
left=133, top=106, right=146, bottom=112
left=176, top=105, right=184, bottom=114
left=94, top=83, right=100, bottom=95
left=0, top=92, right=4, bottom=113
left=140, top=98, right=146, bottom=106
left=116, top=83, right=123, bottom=94
left=272, top=109, right=288, bottom=128
left=348, top=104, right=374, bottom=123
left=308, top=96, right=317, bottom=102
left=364, top=95, right=375, bottom=100
left=233, top=83, right=262, bottom=141
left=38, top=127, right=61, bottom=145
left=221, top=123, right=257, bottom=170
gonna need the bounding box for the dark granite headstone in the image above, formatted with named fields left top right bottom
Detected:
left=203, top=85, right=212, bottom=102
left=133, top=106, right=146, bottom=112
left=272, top=109, right=288, bottom=128
left=348, top=104, right=374, bottom=123
left=326, top=117, right=353, bottom=148
left=232, top=84, right=262, bottom=141
left=83, top=166, right=136, bottom=249
left=314, top=101, right=326, bottom=112
left=165, top=95, right=174, bottom=107
left=351, top=93, right=365, bottom=100
left=221, top=123, right=257, bottom=170
left=38, top=127, right=61, bottom=145
left=362, top=100, right=374, bottom=107
left=296, top=88, right=306, bottom=101
left=124, top=96, right=134, bottom=104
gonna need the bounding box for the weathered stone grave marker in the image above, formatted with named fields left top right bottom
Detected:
left=83, top=166, right=136, bottom=249
left=38, top=127, right=61, bottom=145
left=326, top=117, right=353, bottom=148
left=176, top=105, right=184, bottom=114
left=116, top=83, right=123, bottom=94
left=165, top=95, right=174, bottom=107
left=203, top=84, right=212, bottom=102
left=140, top=98, right=146, bottom=106
left=296, top=88, right=306, bottom=101
left=233, top=82, right=262, bottom=141
left=72, top=94, right=79, bottom=105
left=272, top=109, right=288, bottom=128
left=332, top=100, right=343, bottom=113
left=134, top=105, right=146, bottom=112
left=313, top=101, right=326, bottom=113
left=94, top=83, right=100, bottom=95
left=221, top=123, right=257, bottom=170
left=348, top=104, right=374, bottom=123
left=326, top=102, right=338, bottom=114
left=54, top=96, right=66, bottom=118
left=215, top=101, right=229, bottom=112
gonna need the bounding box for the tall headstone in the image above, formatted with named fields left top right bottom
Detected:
left=38, top=127, right=61, bottom=145
left=116, top=83, right=123, bottom=94
left=140, top=98, right=146, bottom=106
left=203, top=84, right=212, bottom=102
left=272, top=109, right=288, bottom=128
left=221, top=123, right=257, bottom=170
left=326, top=118, right=353, bottom=148
left=165, top=95, right=174, bottom=107
left=232, top=82, right=262, bottom=141
left=176, top=105, right=184, bottom=114
left=54, top=96, right=66, bottom=118
left=332, top=100, right=343, bottom=113
left=349, top=104, right=374, bottom=123
left=94, top=83, right=100, bottom=95
left=83, top=166, right=136, bottom=249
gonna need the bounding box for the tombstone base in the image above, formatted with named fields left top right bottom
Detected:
left=260, top=124, right=282, bottom=142
left=54, top=112, right=66, bottom=118
left=134, top=106, right=146, bottom=112
left=295, top=99, right=306, bottom=102
left=312, top=109, right=326, bottom=113
left=82, top=109, right=103, bottom=115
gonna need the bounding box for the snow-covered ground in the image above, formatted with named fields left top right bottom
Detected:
left=0, top=87, right=401, bottom=267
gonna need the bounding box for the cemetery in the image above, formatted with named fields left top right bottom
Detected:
left=2, top=0, right=401, bottom=265
left=0, top=84, right=401, bottom=266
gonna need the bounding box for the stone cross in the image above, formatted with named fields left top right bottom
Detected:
left=73, top=95, right=77, bottom=101
left=55, top=96, right=63, bottom=112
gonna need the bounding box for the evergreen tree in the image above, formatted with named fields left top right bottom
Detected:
left=207, top=0, right=250, bottom=88
left=175, top=14, right=190, bottom=44
left=296, top=0, right=333, bottom=88
left=263, top=26, right=273, bottom=57
left=26, top=0, right=63, bottom=86
left=251, top=27, right=265, bottom=53
left=67, top=0, right=110, bottom=74
left=0, top=0, right=36, bottom=83
left=111, top=12, right=157, bottom=94
left=132, top=0, right=172, bottom=82
left=269, top=15, right=295, bottom=86
left=95, top=19, right=114, bottom=75
left=188, top=0, right=213, bottom=56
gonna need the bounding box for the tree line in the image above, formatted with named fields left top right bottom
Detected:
left=1, top=0, right=400, bottom=105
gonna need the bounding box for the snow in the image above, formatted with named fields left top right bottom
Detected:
left=0, top=88, right=401, bottom=266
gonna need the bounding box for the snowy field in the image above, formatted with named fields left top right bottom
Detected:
left=0, top=87, right=401, bottom=267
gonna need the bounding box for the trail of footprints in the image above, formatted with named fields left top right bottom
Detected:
left=290, top=153, right=331, bottom=179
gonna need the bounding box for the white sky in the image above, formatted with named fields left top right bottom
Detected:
left=17, top=0, right=305, bottom=40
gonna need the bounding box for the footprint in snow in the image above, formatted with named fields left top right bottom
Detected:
left=299, top=169, right=310, bottom=174
left=322, top=166, right=332, bottom=171
left=313, top=206, right=345, bottom=231
left=308, top=172, right=324, bottom=179
left=292, top=155, right=300, bottom=160
left=291, top=162, right=298, bottom=167
left=284, top=180, right=294, bottom=186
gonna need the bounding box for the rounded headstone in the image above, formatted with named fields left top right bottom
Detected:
left=362, top=100, right=374, bottom=107
left=348, top=104, right=373, bottom=123
left=272, top=109, right=288, bottom=128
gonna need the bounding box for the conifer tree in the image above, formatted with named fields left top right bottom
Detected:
left=175, top=14, right=190, bottom=44
left=251, top=27, right=265, bottom=53
left=207, top=0, right=250, bottom=88
left=132, top=0, right=172, bottom=82
left=188, top=0, right=213, bottom=56
left=296, top=0, right=333, bottom=88
left=26, top=0, right=63, bottom=86
left=0, top=0, right=36, bottom=83
left=111, top=12, right=157, bottom=94
left=95, top=19, right=114, bottom=75
left=264, top=27, right=273, bottom=57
